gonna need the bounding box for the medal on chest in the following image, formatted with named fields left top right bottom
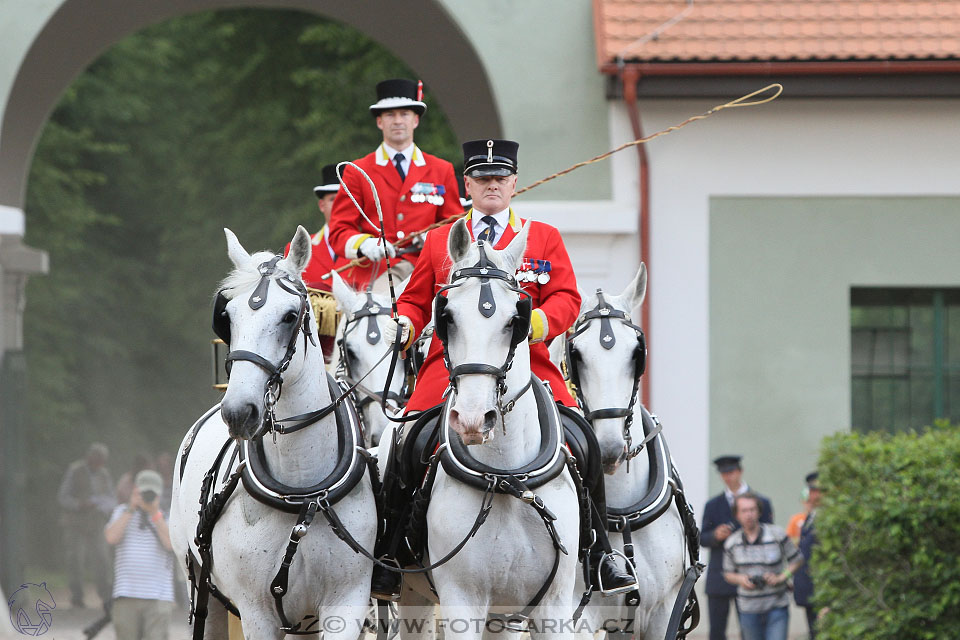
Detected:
left=410, top=182, right=446, bottom=205
left=516, top=258, right=552, bottom=284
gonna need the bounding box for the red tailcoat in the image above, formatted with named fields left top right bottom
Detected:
left=327, top=144, right=462, bottom=289
left=396, top=210, right=580, bottom=411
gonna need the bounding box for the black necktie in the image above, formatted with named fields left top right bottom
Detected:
left=394, top=153, right=406, bottom=181
left=477, top=215, right=498, bottom=246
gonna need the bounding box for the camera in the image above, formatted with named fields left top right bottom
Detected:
left=140, top=490, right=158, bottom=503
left=749, top=574, right=767, bottom=588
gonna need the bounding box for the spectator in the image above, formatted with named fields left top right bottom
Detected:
left=115, top=453, right=153, bottom=506
left=104, top=470, right=175, bottom=640
left=723, top=493, right=804, bottom=640
left=57, top=443, right=115, bottom=608
left=785, top=485, right=811, bottom=544
left=793, top=471, right=823, bottom=639
left=701, top=455, right=773, bottom=640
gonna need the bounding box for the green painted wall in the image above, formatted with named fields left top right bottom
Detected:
left=709, top=196, right=960, bottom=523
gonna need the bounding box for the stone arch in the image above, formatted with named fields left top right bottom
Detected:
left=0, top=0, right=501, bottom=208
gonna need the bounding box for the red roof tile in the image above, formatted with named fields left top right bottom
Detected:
left=594, top=0, right=960, bottom=68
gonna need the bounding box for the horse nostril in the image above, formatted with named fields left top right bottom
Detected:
left=483, top=410, right=497, bottom=431
left=245, top=403, right=260, bottom=426
left=449, top=409, right=461, bottom=429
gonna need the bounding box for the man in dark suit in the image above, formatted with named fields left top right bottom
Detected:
left=794, top=471, right=822, bottom=639
left=701, top=455, right=773, bottom=640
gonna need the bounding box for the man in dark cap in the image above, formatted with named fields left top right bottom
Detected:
left=377, top=138, right=637, bottom=599
left=793, top=471, right=822, bottom=639
left=701, top=455, right=773, bottom=640
left=326, top=78, right=462, bottom=289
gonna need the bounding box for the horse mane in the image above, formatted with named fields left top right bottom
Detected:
left=216, top=250, right=301, bottom=299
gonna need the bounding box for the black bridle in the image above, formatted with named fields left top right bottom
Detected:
left=434, top=241, right=534, bottom=418
left=565, top=290, right=653, bottom=464
left=336, top=291, right=410, bottom=414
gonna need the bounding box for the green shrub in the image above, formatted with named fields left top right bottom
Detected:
left=814, top=421, right=960, bottom=639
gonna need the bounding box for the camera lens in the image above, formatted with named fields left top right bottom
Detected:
left=141, top=490, right=157, bottom=503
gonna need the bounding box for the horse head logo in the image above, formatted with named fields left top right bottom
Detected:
left=7, top=582, right=56, bottom=636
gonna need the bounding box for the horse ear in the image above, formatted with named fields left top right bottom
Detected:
left=286, top=225, right=312, bottom=275
left=447, top=218, right=473, bottom=264
left=329, top=270, right=361, bottom=312
left=224, top=228, right=251, bottom=269
left=619, top=263, right=647, bottom=309
left=578, top=286, right=591, bottom=313
left=395, top=275, right=410, bottom=297
left=499, top=221, right=529, bottom=272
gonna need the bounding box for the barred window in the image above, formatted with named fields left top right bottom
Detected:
left=851, top=288, right=960, bottom=433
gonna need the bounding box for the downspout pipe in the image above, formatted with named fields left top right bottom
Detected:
left=620, top=66, right=651, bottom=405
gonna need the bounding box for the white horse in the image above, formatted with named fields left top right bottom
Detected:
left=169, top=227, right=376, bottom=640
left=418, top=220, right=581, bottom=639
left=328, top=271, right=409, bottom=447
left=564, top=265, right=697, bottom=640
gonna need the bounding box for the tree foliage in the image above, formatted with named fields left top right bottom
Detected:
left=21, top=8, right=459, bottom=568
left=814, top=421, right=960, bottom=639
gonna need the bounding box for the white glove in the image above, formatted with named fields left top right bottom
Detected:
left=382, top=315, right=413, bottom=349
left=358, top=237, right=397, bottom=260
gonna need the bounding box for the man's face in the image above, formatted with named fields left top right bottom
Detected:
left=464, top=175, right=517, bottom=215
left=808, top=487, right=822, bottom=508
left=734, top=496, right=760, bottom=529
left=318, top=193, right=336, bottom=218
left=376, top=109, right=419, bottom=149
left=720, top=468, right=742, bottom=491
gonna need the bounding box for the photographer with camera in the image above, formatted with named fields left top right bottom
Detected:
left=722, top=493, right=804, bottom=640
left=103, top=470, right=175, bottom=640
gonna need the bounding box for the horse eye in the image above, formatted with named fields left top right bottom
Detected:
left=281, top=311, right=298, bottom=324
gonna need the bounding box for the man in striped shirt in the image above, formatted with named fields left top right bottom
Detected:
left=104, top=470, right=175, bottom=640
left=723, top=493, right=804, bottom=640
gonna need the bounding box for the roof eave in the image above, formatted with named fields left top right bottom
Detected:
left=600, top=59, right=960, bottom=77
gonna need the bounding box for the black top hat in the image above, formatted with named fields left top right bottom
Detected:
left=713, top=455, right=742, bottom=473
left=805, top=471, right=820, bottom=488
left=369, top=79, right=427, bottom=116
left=313, top=164, right=341, bottom=198
left=462, top=139, right=519, bottom=178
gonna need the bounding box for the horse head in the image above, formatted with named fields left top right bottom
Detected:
left=329, top=271, right=408, bottom=447
left=216, top=226, right=317, bottom=439
left=568, top=264, right=647, bottom=473
left=441, top=218, right=531, bottom=445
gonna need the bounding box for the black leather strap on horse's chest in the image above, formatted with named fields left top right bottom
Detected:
left=605, top=407, right=674, bottom=532
left=238, top=375, right=367, bottom=513
left=437, top=377, right=567, bottom=491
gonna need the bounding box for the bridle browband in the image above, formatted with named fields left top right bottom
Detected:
left=434, top=241, right=534, bottom=421
left=336, top=290, right=409, bottom=414
left=566, top=290, right=655, bottom=466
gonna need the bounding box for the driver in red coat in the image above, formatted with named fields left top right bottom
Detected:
left=390, top=147, right=578, bottom=412
left=377, top=139, right=639, bottom=600
left=326, top=78, right=462, bottom=289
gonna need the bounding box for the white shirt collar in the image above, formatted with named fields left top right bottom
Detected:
left=378, top=142, right=422, bottom=170
left=724, top=482, right=749, bottom=505
left=470, top=207, right=510, bottom=241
